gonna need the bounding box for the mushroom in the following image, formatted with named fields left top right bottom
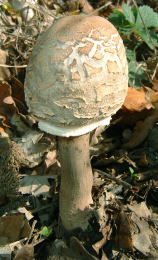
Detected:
left=24, top=15, right=128, bottom=232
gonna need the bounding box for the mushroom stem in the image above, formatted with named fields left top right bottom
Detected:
left=58, top=133, right=93, bottom=231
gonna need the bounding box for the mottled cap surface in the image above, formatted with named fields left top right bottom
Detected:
left=24, top=15, right=128, bottom=137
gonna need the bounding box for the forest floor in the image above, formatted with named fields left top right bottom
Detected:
left=0, top=0, right=158, bottom=259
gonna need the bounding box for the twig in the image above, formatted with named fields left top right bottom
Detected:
left=27, top=220, right=37, bottom=245
left=132, top=0, right=156, bottom=53
left=27, top=2, right=56, bottom=19
left=94, top=168, right=133, bottom=189
left=0, top=64, right=27, bottom=68
left=87, top=1, right=112, bottom=17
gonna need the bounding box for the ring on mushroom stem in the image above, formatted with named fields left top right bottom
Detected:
left=24, top=15, right=128, bottom=232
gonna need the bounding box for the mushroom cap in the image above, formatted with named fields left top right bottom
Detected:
left=24, top=15, right=128, bottom=137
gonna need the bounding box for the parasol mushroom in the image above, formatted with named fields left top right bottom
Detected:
left=24, top=15, right=128, bottom=232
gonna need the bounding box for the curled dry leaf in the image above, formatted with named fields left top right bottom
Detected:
left=0, top=81, right=19, bottom=127
left=70, top=236, right=99, bottom=260
left=0, top=49, right=10, bottom=81
left=79, top=0, right=94, bottom=13
left=20, top=175, right=50, bottom=197
left=152, top=63, right=158, bottom=92
left=123, top=87, right=153, bottom=112
left=10, top=75, right=27, bottom=114
left=16, top=130, right=51, bottom=168
left=123, top=86, right=158, bottom=112
left=123, top=114, right=158, bottom=149
left=0, top=213, right=31, bottom=244
left=14, top=244, right=34, bottom=260
left=114, top=208, right=133, bottom=252
left=122, top=86, right=158, bottom=149
left=92, top=236, right=107, bottom=256
left=131, top=213, right=153, bottom=256
left=0, top=80, right=30, bottom=134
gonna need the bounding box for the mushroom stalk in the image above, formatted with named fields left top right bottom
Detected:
left=58, top=133, right=93, bottom=231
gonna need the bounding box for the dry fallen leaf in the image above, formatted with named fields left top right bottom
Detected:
left=123, top=113, right=158, bottom=149
left=79, top=0, right=94, bottom=13
left=0, top=49, right=10, bottom=81
left=14, top=244, right=34, bottom=260
left=10, top=75, right=27, bottom=114
left=123, top=87, right=153, bottom=112
left=121, top=86, right=158, bottom=149
left=20, top=175, right=50, bottom=196
left=128, top=202, right=151, bottom=219
left=0, top=81, right=20, bottom=128
left=152, top=63, right=158, bottom=92
left=114, top=208, right=133, bottom=252
left=70, top=236, right=99, bottom=260
left=16, top=130, right=51, bottom=167
left=0, top=213, right=31, bottom=244
left=123, top=86, right=158, bottom=112
left=131, top=213, right=153, bottom=256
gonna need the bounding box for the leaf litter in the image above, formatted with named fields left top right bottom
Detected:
left=0, top=0, right=158, bottom=259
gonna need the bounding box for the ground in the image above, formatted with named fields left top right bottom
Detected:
left=0, top=0, right=158, bottom=259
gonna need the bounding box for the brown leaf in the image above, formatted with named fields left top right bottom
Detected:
left=79, top=0, right=94, bottom=13
left=0, top=81, right=11, bottom=104
left=152, top=64, right=158, bottom=92
left=153, top=171, right=158, bottom=188
left=70, top=236, right=99, bottom=260
left=14, top=245, right=34, bottom=260
left=10, top=75, right=27, bottom=113
left=0, top=213, right=31, bottom=244
left=92, top=237, right=107, bottom=255
left=0, top=81, right=18, bottom=126
left=123, top=87, right=153, bottom=112
left=123, top=114, right=158, bottom=149
left=92, top=226, right=110, bottom=255
left=114, top=209, right=133, bottom=252
left=0, top=81, right=28, bottom=132
left=0, top=49, right=10, bottom=81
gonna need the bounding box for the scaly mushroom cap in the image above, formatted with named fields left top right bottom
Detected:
left=25, top=15, right=128, bottom=137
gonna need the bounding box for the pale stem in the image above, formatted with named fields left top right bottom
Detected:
left=58, top=133, right=93, bottom=231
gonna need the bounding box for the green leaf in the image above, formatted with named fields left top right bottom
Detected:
left=122, top=3, right=135, bottom=24
left=129, top=167, right=134, bottom=175
left=108, top=11, right=127, bottom=28
left=135, top=28, right=158, bottom=49
left=136, top=5, right=158, bottom=29
left=126, top=48, right=135, bottom=62
left=118, top=27, right=134, bottom=34
left=128, top=60, right=146, bottom=87
left=108, top=4, right=158, bottom=52
left=55, top=7, right=60, bottom=16
left=41, top=226, right=52, bottom=237
left=109, top=8, right=135, bottom=28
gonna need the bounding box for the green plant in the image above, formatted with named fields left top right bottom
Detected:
left=109, top=4, right=158, bottom=50
left=129, top=167, right=138, bottom=180
left=126, top=48, right=146, bottom=87
left=109, top=4, right=158, bottom=87
left=41, top=226, right=52, bottom=237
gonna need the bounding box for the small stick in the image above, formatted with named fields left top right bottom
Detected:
left=0, top=64, right=27, bottom=68
left=87, top=1, right=112, bottom=17
left=94, top=169, right=133, bottom=189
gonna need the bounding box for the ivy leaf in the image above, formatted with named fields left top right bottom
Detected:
left=122, top=4, right=135, bottom=25
left=136, top=5, right=158, bottom=29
